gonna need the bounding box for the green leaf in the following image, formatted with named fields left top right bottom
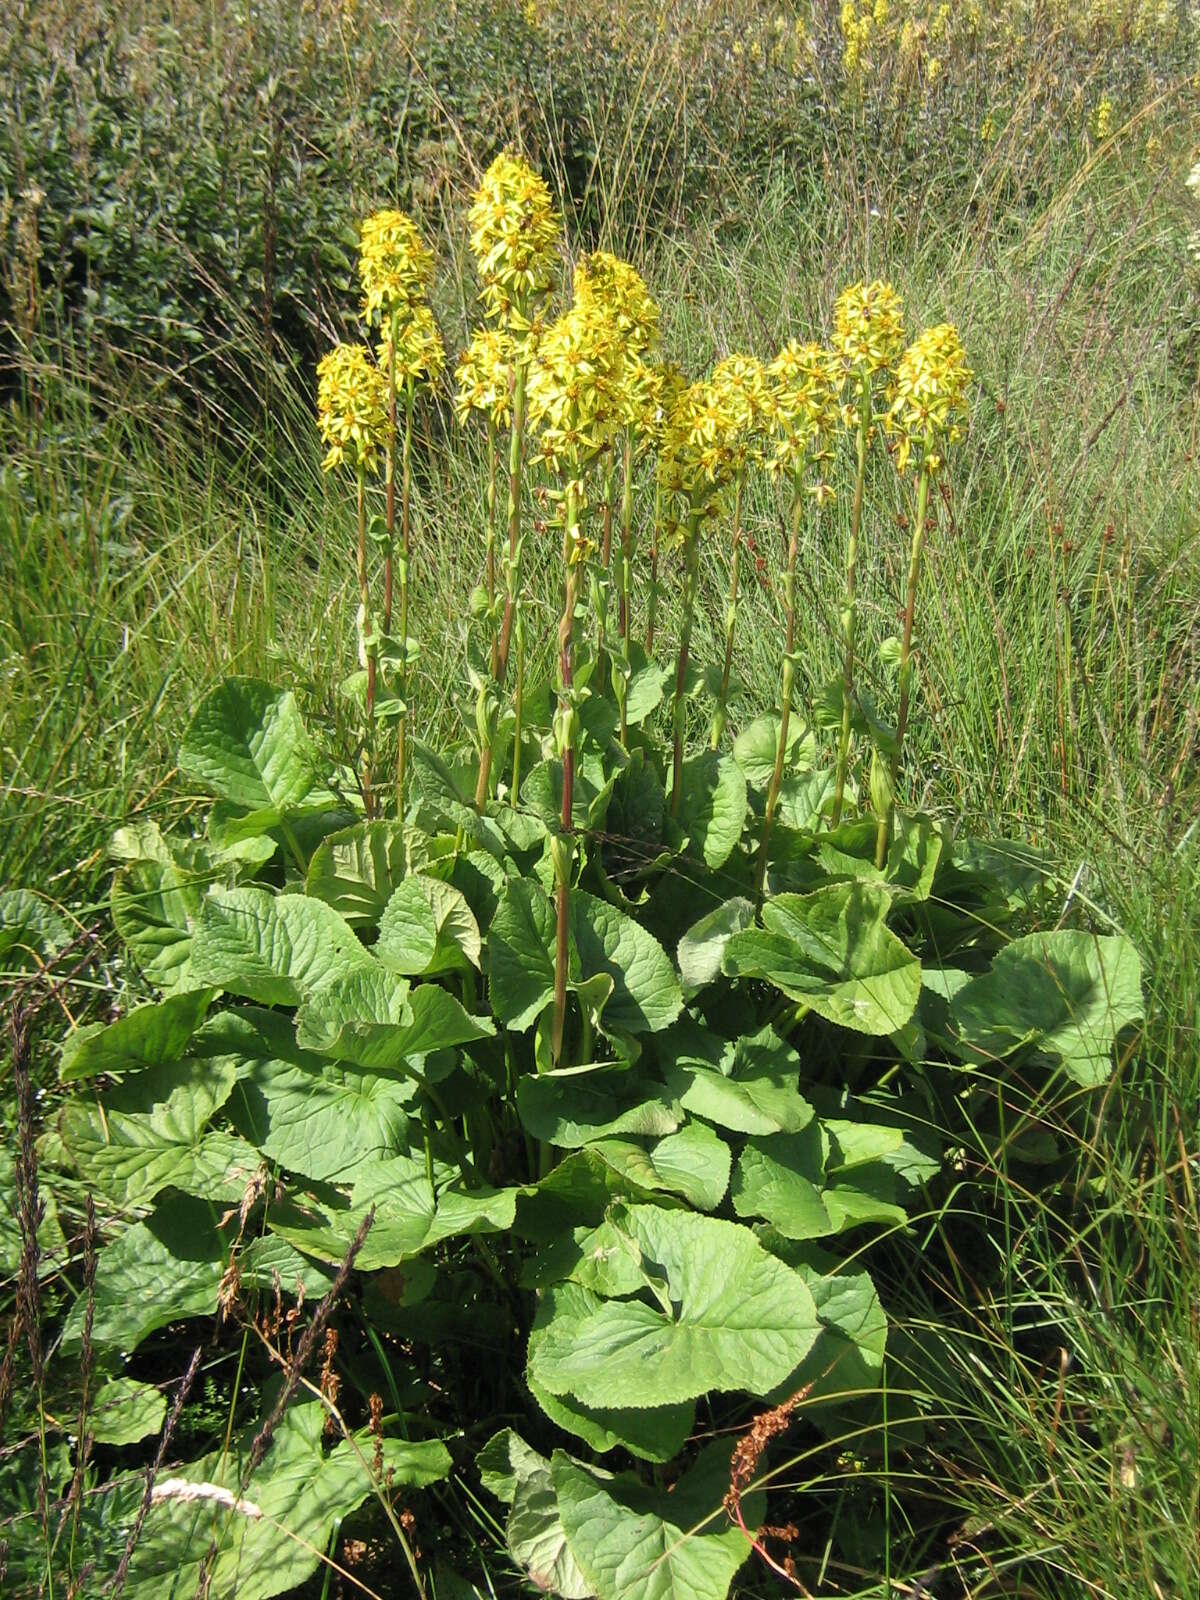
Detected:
left=0, top=889, right=73, bottom=972
left=178, top=677, right=332, bottom=813
left=476, top=1432, right=593, bottom=1599
left=662, top=1024, right=815, bottom=1136
left=526, top=1285, right=695, bottom=1461
left=624, top=648, right=667, bottom=725
left=119, top=1400, right=449, bottom=1600
left=677, top=897, right=755, bottom=997
left=295, top=968, right=492, bottom=1072
left=190, top=888, right=373, bottom=1007
left=528, top=1204, right=819, bottom=1407
left=90, top=1378, right=166, bottom=1445
left=110, top=833, right=213, bottom=991
left=517, top=1069, right=681, bottom=1148
left=63, top=1195, right=329, bottom=1355
left=571, top=890, right=683, bottom=1037
left=230, top=1052, right=412, bottom=1183
left=732, top=1127, right=831, bottom=1238
left=552, top=1442, right=762, bottom=1600
left=589, top=1122, right=731, bottom=1211
left=673, top=752, right=747, bottom=869
left=950, top=929, right=1143, bottom=1084
left=306, top=820, right=408, bottom=928
left=376, top=874, right=481, bottom=976
left=724, top=882, right=921, bottom=1034
left=55, top=1056, right=259, bottom=1206
left=59, top=989, right=216, bottom=1082
left=268, top=1158, right=521, bottom=1271
left=487, top=878, right=557, bottom=1030
left=733, top=713, right=814, bottom=788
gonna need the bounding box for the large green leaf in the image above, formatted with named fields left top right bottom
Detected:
left=487, top=877, right=557, bottom=1029
left=59, top=989, right=216, bottom=1082
left=107, top=824, right=222, bottom=990
left=571, top=891, right=683, bottom=1036
left=552, top=1442, right=763, bottom=1600
left=62, top=1195, right=330, bottom=1354
left=517, top=1069, right=681, bottom=1148
left=732, top=713, right=814, bottom=788
left=724, top=882, right=921, bottom=1034
left=731, top=1127, right=831, bottom=1239
left=528, top=1204, right=819, bottom=1407
left=376, top=873, right=481, bottom=976
left=677, top=897, right=755, bottom=998
left=526, top=1285, right=695, bottom=1462
left=661, top=1024, right=814, bottom=1136
left=190, top=888, right=373, bottom=1007
left=949, top=930, right=1143, bottom=1085
left=268, top=1157, right=521, bottom=1271
left=0, top=889, right=72, bottom=972
left=90, top=1378, right=167, bottom=1446
left=305, top=820, right=408, bottom=928
left=673, top=752, right=747, bottom=869
left=588, top=1122, right=731, bottom=1211
left=230, top=1052, right=412, bottom=1183
left=477, top=1431, right=593, bottom=1599
left=119, top=1400, right=449, bottom=1600
left=295, top=968, right=492, bottom=1072
left=55, top=1057, right=260, bottom=1206
left=178, top=677, right=330, bottom=813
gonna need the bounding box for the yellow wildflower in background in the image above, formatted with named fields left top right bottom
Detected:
left=833, top=280, right=906, bottom=376
left=358, top=209, right=435, bottom=325
left=316, top=344, right=388, bottom=473
left=574, top=251, right=660, bottom=356
left=454, top=328, right=514, bottom=428
left=374, top=304, right=445, bottom=387
left=888, top=321, right=972, bottom=472
left=467, top=152, right=561, bottom=322
left=766, top=341, right=843, bottom=485
left=1091, top=96, right=1115, bottom=139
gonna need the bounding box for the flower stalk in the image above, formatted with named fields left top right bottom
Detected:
left=670, top=510, right=703, bottom=818
left=551, top=483, right=583, bottom=1069
left=617, top=431, right=636, bottom=745
left=832, top=373, right=869, bottom=826
left=757, top=486, right=806, bottom=895
left=395, top=374, right=415, bottom=817
left=711, top=470, right=745, bottom=749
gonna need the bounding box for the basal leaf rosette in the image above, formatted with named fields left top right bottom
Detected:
left=468, top=151, right=562, bottom=323
left=315, top=343, right=387, bottom=474
left=358, top=207, right=435, bottom=326
left=887, top=320, right=972, bottom=472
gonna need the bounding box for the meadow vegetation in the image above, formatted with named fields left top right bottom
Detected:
left=1, top=2, right=1198, bottom=1597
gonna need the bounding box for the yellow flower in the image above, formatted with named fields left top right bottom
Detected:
left=316, top=344, right=388, bottom=473
left=526, top=300, right=626, bottom=469
left=574, top=251, right=660, bottom=356
left=467, top=152, right=561, bottom=322
left=766, top=341, right=844, bottom=482
left=358, top=209, right=435, bottom=325
left=1092, top=96, right=1114, bottom=140
left=833, top=280, right=906, bottom=377
left=711, top=353, right=770, bottom=471
left=374, top=304, right=445, bottom=388
left=454, top=327, right=514, bottom=428
left=887, top=322, right=972, bottom=473
left=659, top=371, right=749, bottom=520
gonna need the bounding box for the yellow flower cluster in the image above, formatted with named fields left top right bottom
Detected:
left=1091, top=95, right=1114, bottom=139
left=316, top=344, right=388, bottom=473
left=525, top=299, right=626, bottom=469
left=467, top=153, right=561, bottom=322
left=454, top=328, right=514, bottom=428
left=358, top=209, right=435, bottom=325
left=766, top=341, right=844, bottom=484
left=711, top=354, right=770, bottom=473
left=574, top=250, right=660, bottom=356
left=375, top=304, right=445, bottom=387
left=659, top=374, right=750, bottom=514
left=833, top=280, right=907, bottom=376
left=887, top=321, right=972, bottom=472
